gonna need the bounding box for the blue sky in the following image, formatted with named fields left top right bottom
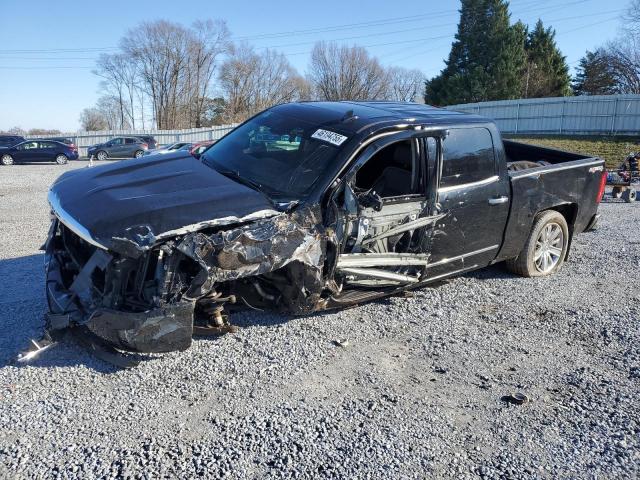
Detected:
left=0, top=0, right=630, bottom=131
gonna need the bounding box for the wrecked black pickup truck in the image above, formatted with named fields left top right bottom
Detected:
left=41, top=101, right=607, bottom=361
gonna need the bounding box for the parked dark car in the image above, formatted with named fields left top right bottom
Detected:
left=0, top=135, right=25, bottom=147
left=136, top=135, right=157, bottom=150
left=43, top=101, right=606, bottom=361
left=0, top=140, right=78, bottom=165
left=87, top=136, right=149, bottom=160
left=31, top=137, right=75, bottom=147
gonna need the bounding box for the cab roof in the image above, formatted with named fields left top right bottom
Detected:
left=270, top=101, right=488, bottom=136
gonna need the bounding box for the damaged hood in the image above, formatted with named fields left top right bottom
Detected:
left=49, top=152, right=278, bottom=254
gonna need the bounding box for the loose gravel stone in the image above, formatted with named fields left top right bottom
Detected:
left=0, top=160, right=638, bottom=479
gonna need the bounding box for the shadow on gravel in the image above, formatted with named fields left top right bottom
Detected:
left=0, top=253, right=117, bottom=373
left=463, top=263, right=513, bottom=281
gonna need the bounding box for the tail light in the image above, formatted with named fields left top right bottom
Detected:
left=141, top=143, right=148, bottom=150
left=596, top=171, right=607, bottom=204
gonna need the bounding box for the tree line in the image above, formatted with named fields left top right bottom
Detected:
left=79, top=21, right=425, bottom=131
left=70, top=0, right=637, bottom=132
left=573, top=0, right=640, bottom=95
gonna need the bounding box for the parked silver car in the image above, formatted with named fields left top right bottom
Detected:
left=87, top=137, right=149, bottom=160
left=143, top=142, right=192, bottom=156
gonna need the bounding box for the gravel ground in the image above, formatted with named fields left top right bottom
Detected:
left=0, top=160, right=638, bottom=479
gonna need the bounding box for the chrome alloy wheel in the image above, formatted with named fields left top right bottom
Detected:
left=534, top=222, right=564, bottom=273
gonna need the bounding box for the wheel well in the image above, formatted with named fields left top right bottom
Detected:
left=546, top=203, right=578, bottom=228
left=543, top=203, right=578, bottom=258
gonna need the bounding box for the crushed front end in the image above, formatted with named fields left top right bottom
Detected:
left=45, top=219, right=196, bottom=353
left=43, top=206, right=332, bottom=355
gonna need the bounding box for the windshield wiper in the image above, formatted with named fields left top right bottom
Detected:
left=214, top=167, right=271, bottom=197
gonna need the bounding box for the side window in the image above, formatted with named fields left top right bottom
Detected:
left=19, top=142, right=38, bottom=150
left=124, top=138, right=136, bottom=144
left=40, top=142, right=56, bottom=149
left=111, top=138, right=123, bottom=145
left=354, top=140, right=418, bottom=198
left=441, top=128, right=495, bottom=188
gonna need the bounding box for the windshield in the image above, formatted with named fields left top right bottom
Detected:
left=201, top=110, right=344, bottom=201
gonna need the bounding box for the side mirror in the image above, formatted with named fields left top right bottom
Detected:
left=358, top=190, right=383, bottom=212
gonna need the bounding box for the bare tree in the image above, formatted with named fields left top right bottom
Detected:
left=386, top=67, right=425, bottom=102
left=622, top=0, right=640, bottom=35
left=3, top=127, right=25, bottom=135
left=308, top=42, right=389, bottom=101
left=94, top=54, right=134, bottom=128
left=184, top=20, right=231, bottom=127
left=120, top=21, right=191, bottom=129
left=96, top=95, right=131, bottom=130
left=607, top=41, right=640, bottom=93
left=219, top=44, right=308, bottom=123
left=79, top=108, right=109, bottom=131
left=27, top=128, right=61, bottom=135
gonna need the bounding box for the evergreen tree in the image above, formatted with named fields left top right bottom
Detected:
left=572, top=50, right=619, bottom=95
left=425, top=0, right=526, bottom=105
left=522, top=20, right=571, bottom=98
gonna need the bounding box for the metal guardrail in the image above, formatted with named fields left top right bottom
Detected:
left=446, top=94, right=640, bottom=136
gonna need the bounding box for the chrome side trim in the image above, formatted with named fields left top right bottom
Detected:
left=337, top=244, right=499, bottom=269
left=438, top=175, right=499, bottom=194
left=48, top=190, right=108, bottom=250
left=510, top=159, right=603, bottom=179
left=340, top=267, right=419, bottom=284
left=425, top=244, right=499, bottom=268
left=424, top=264, right=479, bottom=282
left=338, top=252, right=432, bottom=268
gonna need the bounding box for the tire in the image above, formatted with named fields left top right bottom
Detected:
left=1, top=154, right=14, bottom=165
left=96, top=150, right=108, bottom=161
left=611, top=186, right=623, bottom=199
left=622, top=188, right=636, bottom=203
left=134, top=150, right=144, bottom=159
left=55, top=154, right=68, bottom=165
left=506, top=210, right=569, bottom=277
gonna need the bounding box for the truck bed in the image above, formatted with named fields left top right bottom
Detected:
left=495, top=140, right=605, bottom=262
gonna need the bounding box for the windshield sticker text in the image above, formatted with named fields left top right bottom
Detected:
left=311, top=129, right=348, bottom=146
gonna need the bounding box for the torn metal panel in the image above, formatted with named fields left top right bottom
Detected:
left=361, top=212, right=446, bottom=246
left=85, top=302, right=195, bottom=353
left=175, top=207, right=327, bottom=312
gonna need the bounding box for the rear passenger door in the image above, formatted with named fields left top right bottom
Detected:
left=37, top=141, right=58, bottom=161
left=107, top=138, right=125, bottom=157
left=123, top=137, right=138, bottom=156
left=428, top=127, right=510, bottom=273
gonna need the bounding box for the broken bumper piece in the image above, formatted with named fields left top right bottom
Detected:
left=85, top=303, right=194, bottom=353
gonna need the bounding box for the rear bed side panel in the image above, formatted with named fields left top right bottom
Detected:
left=496, top=158, right=604, bottom=262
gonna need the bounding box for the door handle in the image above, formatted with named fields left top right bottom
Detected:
left=488, top=196, right=509, bottom=205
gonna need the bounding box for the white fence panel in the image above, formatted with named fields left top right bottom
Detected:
left=446, top=94, right=640, bottom=135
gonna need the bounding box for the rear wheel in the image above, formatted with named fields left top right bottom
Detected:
left=55, top=154, right=68, bottom=165
left=1, top=154, right=14, bottom=165
left=622, top=188, right=636, bottom=203
left=134, top=150, right=144, bottom=158
left=506, top=210, right=569, bottom=277
left=96, top=150, right=107, bottom=161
